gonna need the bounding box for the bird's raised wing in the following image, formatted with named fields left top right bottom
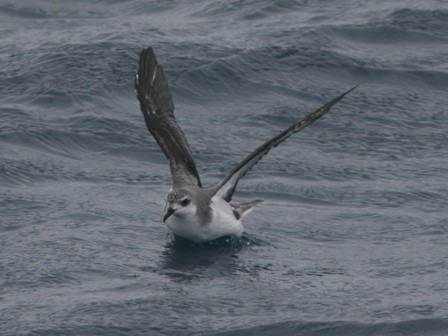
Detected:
left=135, top=47, right=202, bottom=188
left=213, top=86, right=357, bottom=202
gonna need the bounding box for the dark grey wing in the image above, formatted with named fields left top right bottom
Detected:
left=213, top=86, right=357, bottom=201
left=135, top=47, right=202, bottom=188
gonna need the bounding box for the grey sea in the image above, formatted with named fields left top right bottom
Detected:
left=1, top=0, right=448, bottom=335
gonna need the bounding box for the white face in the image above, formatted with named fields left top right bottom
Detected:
left=163, top=195, right=196, bottom=223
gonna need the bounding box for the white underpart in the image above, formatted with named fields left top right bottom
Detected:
left=164, top=196, right=243, bottom=243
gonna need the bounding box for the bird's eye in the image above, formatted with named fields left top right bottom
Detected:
left=180, top=198, right=190, bottom=207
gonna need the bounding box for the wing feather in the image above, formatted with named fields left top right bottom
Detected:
left=135, top=47, right=201, bottom=188
left=213, top=86, right=357, bottom=201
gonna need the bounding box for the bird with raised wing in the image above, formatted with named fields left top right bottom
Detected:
left=135, top=47, right=356, bottom=243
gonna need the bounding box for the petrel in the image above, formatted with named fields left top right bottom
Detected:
left=135, top=47, right=355, bottom=243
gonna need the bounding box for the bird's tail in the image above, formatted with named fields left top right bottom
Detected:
left=231, top=200, right=264, bottom=220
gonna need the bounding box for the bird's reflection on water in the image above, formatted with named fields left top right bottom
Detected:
left=156, top=234, right=264, bottom=282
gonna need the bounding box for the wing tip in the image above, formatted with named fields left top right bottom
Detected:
left=344, top=83, right=360, bottom=96
left=329, top=84, right=359, bottom=105
left=135, top=47, right=174, bottom=114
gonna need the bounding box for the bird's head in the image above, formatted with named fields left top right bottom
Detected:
left=163, top=189, right=196, bottom=223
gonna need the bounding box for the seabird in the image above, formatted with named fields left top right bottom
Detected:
left=135, top=47, right=356, bottom=243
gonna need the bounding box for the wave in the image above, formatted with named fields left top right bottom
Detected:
left=15, top=318, right=448, bottom=336
left=210, top=318, right=448, bottom=336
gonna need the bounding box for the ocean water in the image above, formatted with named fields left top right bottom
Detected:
left=1, top=0, right=448, bottom=335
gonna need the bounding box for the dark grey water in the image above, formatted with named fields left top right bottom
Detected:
left=1, top=0, right=448, bottom=335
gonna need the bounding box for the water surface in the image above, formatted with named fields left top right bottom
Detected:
left=1, top=0, right=448, bottom=335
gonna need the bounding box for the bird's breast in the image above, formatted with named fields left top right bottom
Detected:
left=164, top=198, right=243, bottom=242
